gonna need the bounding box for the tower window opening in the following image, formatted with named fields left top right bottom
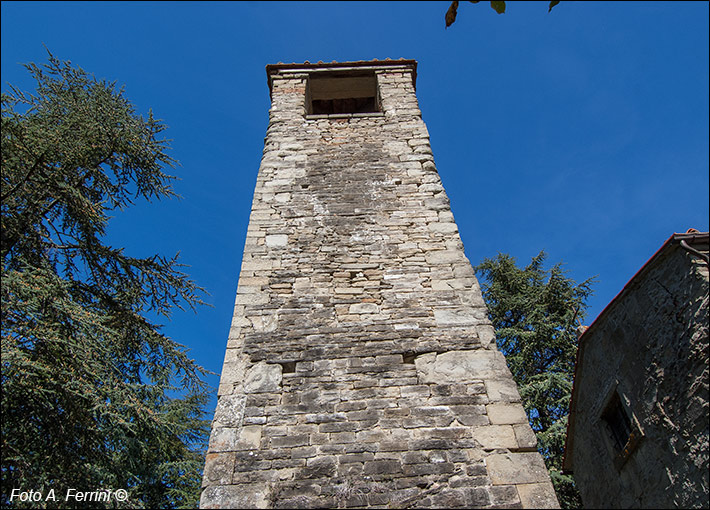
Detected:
left=307, top=71, right=380, bottom=115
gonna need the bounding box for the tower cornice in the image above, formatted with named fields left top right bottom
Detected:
left=266, top=58, right=418, bottom=96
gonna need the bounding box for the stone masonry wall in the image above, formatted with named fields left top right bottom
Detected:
left=570, top=243, right=709, bottom=508
left=200, top=61, right=559, bottom=509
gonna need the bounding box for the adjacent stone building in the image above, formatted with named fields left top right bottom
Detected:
left=564, top=229, right=709, bottom=508
left=200, top=59, right=559, bottom=509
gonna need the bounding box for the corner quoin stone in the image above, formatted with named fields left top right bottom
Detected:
left=487, top=452, right=551, bottom=485
left=200, top=59, right=559, bottom=509
left=243, top=362, right=282, bottom=393
left=414, top=349, right=513, bottom=384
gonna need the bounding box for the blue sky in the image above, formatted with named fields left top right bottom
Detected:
left=2, top=1, right=708, bottom=416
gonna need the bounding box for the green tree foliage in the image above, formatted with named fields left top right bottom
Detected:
left=475, top=252, right=593, bottom=509
left=1, top=53, right=209, bottom=508
left=446, top=1, right=560, bottom=27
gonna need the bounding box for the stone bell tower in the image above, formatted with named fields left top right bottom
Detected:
left=200, top=59, right=559, bottom=509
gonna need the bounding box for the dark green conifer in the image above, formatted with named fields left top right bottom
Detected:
left=1, top=53, right=209, bottom=508
left=476, top=251, right=594, bottom=509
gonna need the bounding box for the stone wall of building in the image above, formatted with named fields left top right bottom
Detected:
left=200, top=61, right=559, bottom=509
left=568, top=240, right=709, bottom=508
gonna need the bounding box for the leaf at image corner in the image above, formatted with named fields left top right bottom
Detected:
left=490, top=1, right=506, bottom=14
left=446, top=1, right=459, bottom=28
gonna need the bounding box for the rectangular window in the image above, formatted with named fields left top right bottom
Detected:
left=602, top=392, right=632, bottom=452
left=306, top=71, right=380, bottom=115
left=599, top=387, right=644, bottom=470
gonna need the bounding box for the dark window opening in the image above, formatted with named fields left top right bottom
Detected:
left=312, top=97, right=377, bottom=115
left=279, top=361, right=297, bottom=374
left=602, top=392, right=632, bottom=452
left=307, top=71, right=380, bottom=115
left=402, top=352, right=417, bottom=364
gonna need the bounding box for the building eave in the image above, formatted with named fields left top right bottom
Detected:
left=563, top=230, right=709, bottom=473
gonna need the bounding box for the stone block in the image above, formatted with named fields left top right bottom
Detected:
left=450, top=405, right=489, bottom=427
left=402, top=462, right=455, bottom=476
left=485, top=378, right=521, bottom=403
left=339, top=453, right=375, bottom=464
left=400, top=385, right=431, bottom=398
left=304, top=456, right=337, bottom=478
left=478, top=324, right=497, bottom=349
left=403, top=416, right=438, bottom=429
left=357, top=428, right=390, bottom=443
left=346, top=409, right=381, bottom=421
left=378, top=440, right=409, bottom=451
left=270, top=434, right=309, bottom=448
left=431, top=279, right=455, bottom=290
left=236, top=285, right=259, bottom=294
left=433, top=307, right=486, bottom=326
left=200, top=484, right=268, bottom=509
left=516, top=482, right=560, bottom=508
left=304, top=413, right=347, bottom=424
left=243, top=416, right=267, bottom=425
left=487, top=453, right=551, bottom=485
left=415, top=350, right=510, bottom=384
left=250, top=314, right=279, bottom=332
left=329, top=432, right=357, bottom=444
left=348, top=302, right=380, bottom=314
left=473, top=425, right=518, bottom=450
left=412, top=405, right=451, bottom=417
left=376, top=354, right=403, bottom=365
left=363, top=459, right=403, bottom=475
left=411, top=438, right=454, bottom=450
left=337, top=462, right=364, bottom=478
left=424, top=250, right=463, bottom=265
left=212, top=394, right=246, bottom=428
left=273, top=481, right=321, bottom=500
left=274, top=192, right=291, bottom=203
left=428, top=222, right=459, bottom=234
left=488, top=485, right=521, bottom=506
left=466, top=462, right=488, bottom=476
left=238, top=425, right=263, bottom=449
left=203, top=452, right=235, bottom=486
left=244, top=362, right=282, bottom=393
left=486, top=403, right=529, bottom=425
left=402, top=451, right=428, bottom=464
left=430, top=489, right=466, bottom=508
left=513, top=424, right=538, bottom=451
left=318, top=444, right=347, bottom=455
left=336, top=401, right=368, bottom=412
left=318, top=421, right=359, bottom=433
left=345, top=442, right=378, bottom=454
left=334, top=287, right=364, bottom=294
left=263, top=426, right=288, bottom=437
left=463, top=487, right=491, bottom=507
left=235, top=293, right=270, bottom=306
